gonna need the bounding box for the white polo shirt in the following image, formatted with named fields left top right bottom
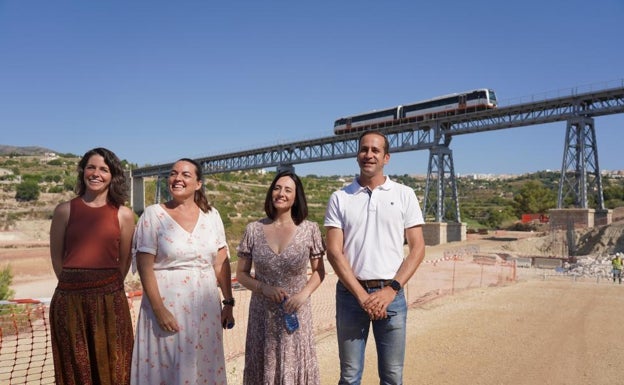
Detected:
left=324, top=176, right=424, bottom=280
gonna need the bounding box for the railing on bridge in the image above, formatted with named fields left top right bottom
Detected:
left=129, top=81, right=624, bottom=219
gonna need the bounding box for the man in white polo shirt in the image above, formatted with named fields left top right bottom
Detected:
left=324, top=130, right=426, bottom=385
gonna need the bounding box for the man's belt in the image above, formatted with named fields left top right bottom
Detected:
left=357, top=279, right=393, bottom=289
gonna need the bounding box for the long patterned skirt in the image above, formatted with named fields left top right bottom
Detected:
left=50, top=269, right=133, bottom=385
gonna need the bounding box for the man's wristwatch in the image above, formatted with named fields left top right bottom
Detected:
left=222, top=298, right=235, bottom=307
left=389, top=280, right=401, bottom=292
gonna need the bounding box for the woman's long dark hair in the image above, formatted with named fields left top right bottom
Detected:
left=76, top=147, right=128, bottom=207
left=176, top=158, right=211, bottom=213
left=264, top=170, right=308, bottom=225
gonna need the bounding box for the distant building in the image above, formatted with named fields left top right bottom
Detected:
left=40, top=152, right=59, bottom=164
left=602, top=170, right=624, bottom=179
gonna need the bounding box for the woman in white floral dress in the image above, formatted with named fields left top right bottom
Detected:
left=236, top=170, right=326, bottom=385
left=131, top=158, right=235, bottom=385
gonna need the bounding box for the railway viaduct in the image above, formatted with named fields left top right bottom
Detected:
left=129, top=81, right=624, bottom=245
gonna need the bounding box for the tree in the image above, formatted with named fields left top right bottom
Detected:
left=513, top=180, right=556, bottom=216
left=15, top=180, right=40, bottom=201
left=482, top=207, right=516, bottom=229
left=604, top=183, right=624, bottom=208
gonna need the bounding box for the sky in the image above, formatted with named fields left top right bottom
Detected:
left=1, top=0, right=622, bottom=177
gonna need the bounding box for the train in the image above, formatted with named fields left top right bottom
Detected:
left=333, top=88, right=498, bottom=135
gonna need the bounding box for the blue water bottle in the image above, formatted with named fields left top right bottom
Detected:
left=280, top=298, right=299, bottom=333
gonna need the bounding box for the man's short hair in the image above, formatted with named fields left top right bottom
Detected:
left=358, top=131, right=390, bottom=154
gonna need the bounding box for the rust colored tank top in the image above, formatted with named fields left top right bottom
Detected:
left=63, top=197, right=121, bottom=269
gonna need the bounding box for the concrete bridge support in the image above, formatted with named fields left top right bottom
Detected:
left=423, top=222, right=466, bottom=246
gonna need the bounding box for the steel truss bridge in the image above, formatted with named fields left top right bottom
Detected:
left=131, top=82, right=624, bottom=221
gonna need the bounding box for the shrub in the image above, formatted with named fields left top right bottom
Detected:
left=0, top=266, right=15, bottom=300
left=15, top=181, right=40, bottom=202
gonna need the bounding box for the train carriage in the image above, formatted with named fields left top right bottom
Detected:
left=334, top=88, right=497, bottom=135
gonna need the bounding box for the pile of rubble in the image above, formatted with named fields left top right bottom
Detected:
left=560, top=254, right=617, bottom=278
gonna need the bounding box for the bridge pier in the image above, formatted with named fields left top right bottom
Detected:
left=557, top=116, right=605, bottom=209
left=549, top=208, right=612, bottom=230
left=423, top=145, right=460, bottom=223
left=423, top=222, right=466, bottom=246
left=131, top=175, right=145, bottom=214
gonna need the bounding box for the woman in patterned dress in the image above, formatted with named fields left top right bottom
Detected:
left=49, top=147, right=135, bottom=385
left=236, top=170, right=326, bottom=385
left=131, top=158, right=234, bottom=385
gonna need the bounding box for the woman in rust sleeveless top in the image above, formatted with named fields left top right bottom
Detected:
left=49, top=147, right=135, bottom=385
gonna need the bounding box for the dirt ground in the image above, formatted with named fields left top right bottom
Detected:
left=231, top=235, right=624, bottom=385
left=313, top=278, right=624, bottom=385
left=1, top=219, right=623, bottom=384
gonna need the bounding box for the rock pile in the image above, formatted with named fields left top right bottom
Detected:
left=561, top=254, right=616, bottom=278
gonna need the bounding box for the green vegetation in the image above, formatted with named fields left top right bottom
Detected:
left=512, top=180, right=557, bottom=215
left=0, top=266, right=43, bottom=335
left=0, top=266, right=15, bottom=300
left=15, top=181, right=40, bottom=201
left=603, top=177, right=624, bottom=208
left=3, top=152, right=624, bottom=247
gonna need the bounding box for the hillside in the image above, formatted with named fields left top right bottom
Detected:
left=0, top=144, right=56, bottom=156
left=1, top=148, right=623, bottom=257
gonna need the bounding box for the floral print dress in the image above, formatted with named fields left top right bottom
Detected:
left=237, top=219, right=325, bottom=385
left=131, top=204, right=228, bottom=385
